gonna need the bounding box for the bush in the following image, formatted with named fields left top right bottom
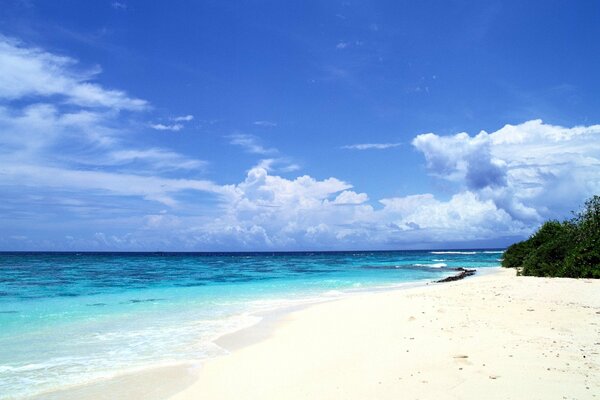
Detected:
left=502, top=240, right=532, bottom=270
left=502, top=196, right=600, bottom=278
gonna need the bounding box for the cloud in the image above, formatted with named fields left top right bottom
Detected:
left=150, top=123, right=183, bottom=131
left=1, top=163, right=227, bottom=207
left=412, top=131, right=505, bottom=188
left=161, top=119, right=598, bottom=250
left=412, top=119, right=600, bottom=223
left=342, top=142, right=402, bottom=150
left=332, top=190, right=369, bottom=205
left=2, top=35, right=598, bottom=250
left=0, top=35, right=212, bottom=209
left=379, top=192, right=524, bottom=242
left=111, top=2, right=127, bottom=10
left=229, top=134, right=277, bottom=155
left=253, top=120, right=277, bottom=127
left=280, top=163, right=301, bottom=173
left=0, top=36, right=146, bottom=110
left=189, top=166, right=368, bottom=248
left=149, top=115, right=194, bottom=131
left=254, top=158, right=300, bottom=173
left=335, top=41, right=363, bottom=50
left=173, top=115, right=194, bottom=122
left=124, top=167, right=525, bottom=250
left=9, top=235, right=27, bottom=240
left=106, top=149, right=206, bottom=171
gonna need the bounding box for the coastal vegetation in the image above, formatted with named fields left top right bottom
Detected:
left=502, top=196, right=600, bottom=278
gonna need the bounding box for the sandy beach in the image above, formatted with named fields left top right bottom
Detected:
left=171, top=268, right=600, bottom=400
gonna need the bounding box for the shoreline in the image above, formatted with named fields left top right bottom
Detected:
left=171, top=268, right=600, bottom=400
left=24, top=267, right=472, bottom=399
left=215, top=266, right=489, bottom=353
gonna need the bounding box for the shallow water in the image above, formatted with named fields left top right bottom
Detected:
left=0, top=250, right=502, bottom=399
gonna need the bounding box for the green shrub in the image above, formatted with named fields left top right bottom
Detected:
left=502, top=195, right=600, bottom=278
left=502, top=240, right=532, bottom=270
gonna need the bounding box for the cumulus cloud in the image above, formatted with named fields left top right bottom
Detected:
left=379, top=192, right=524, bottom=241
left=332, top=190, right=369, bottom=205
left=342, top=142, right=402, bottom=150
left=109, top=167, right=526, bottom=250
left=187, top=166, right=373, bottom=248
left=412, top=131, right=506, bottom=189
left=2, top=35, right=598, bottom=250
left=412, top=120, right=600, bottom=223
left=181, top=119, right=598, bottom=250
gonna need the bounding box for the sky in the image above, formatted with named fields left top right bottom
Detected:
left=1, top=0, right=599, bottom=251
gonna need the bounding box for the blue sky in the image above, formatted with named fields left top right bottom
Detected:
left=1, top=0, right=599, bottom=251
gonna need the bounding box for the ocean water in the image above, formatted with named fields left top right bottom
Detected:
left=0, top=250, right=503, bottom=399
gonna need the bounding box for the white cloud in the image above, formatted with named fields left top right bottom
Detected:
left=234, top=166, right=351, bottom=207
left=379, top=192, right=525, bottom=241
left=136, top=168, right=524, bottom=249
left=0, top=36, right=212, bottom=209
left=0, top=36, right=146, bottom=110
left=2, top=35, right=598, bottom=250
left=254, top=158, right=300, bottom=173
left=1, top=163, right=228, bottom=207
left=9, top=235, right=27, bottom=240
left=111, top=2, right=127, bottom=10
left=335, top=41, right=363, bottom=50
left=173, top=115, right=194, bottom=122
left=412, top=119, right=600, bottom=223
left=150, top=123, right=183, bottom=131
left=229, top=134, right=277, bottom=155
left=253, top=120, right=277, bottom=127
left=107, top=149, right=206, bottom=171
left=179, top=119, right=598, bottom=249
left=280, top=163, right=301, bottom=172
left=342, top=142, right=402, bottom=150
left=332, top=190, right=369, bottom=205
left=186, top=166, right=370, bottom=248
left=149, top=115, right=194, bottom=131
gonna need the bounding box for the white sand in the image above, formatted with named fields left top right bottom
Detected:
left=171, top=268, right=600, bottom=400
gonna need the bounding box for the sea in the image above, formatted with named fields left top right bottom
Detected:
left=0, top=250, right=503, bottom=399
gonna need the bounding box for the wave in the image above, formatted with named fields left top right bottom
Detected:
left=0, top=363, right=50, bottom=373
left=430, top=251, right=477, bottom=255
left=482, top=251, right=504, bottom=254
left=414, top=263, right=447, bottom=268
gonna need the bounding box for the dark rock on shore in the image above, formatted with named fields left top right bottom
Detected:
left=436, top=268, right=476, bottom=283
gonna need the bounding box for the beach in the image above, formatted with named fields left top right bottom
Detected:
left=171, top=268, right=600, bottom=400
left=2, top=251, right=503, bottom=399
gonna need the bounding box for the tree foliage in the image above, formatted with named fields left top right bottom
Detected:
left=502, top=195, right=600, bottom=278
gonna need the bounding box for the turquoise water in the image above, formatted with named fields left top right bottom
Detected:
left=0, top=250, right=502, bottom=399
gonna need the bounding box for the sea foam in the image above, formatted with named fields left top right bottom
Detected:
left=414, top=263, right=447, bottom=268
left=430, top=251, right=477, bottom=255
